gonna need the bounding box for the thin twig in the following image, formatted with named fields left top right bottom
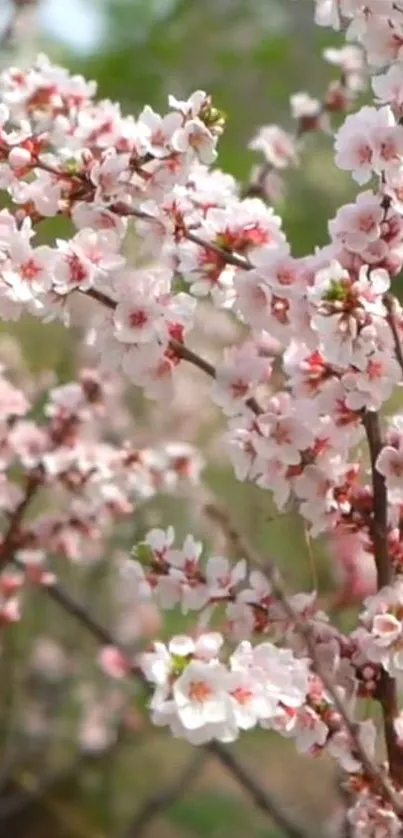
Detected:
left=184, top=229, right=251, bottom=270
left=109, top=204, right=252, bottom=272
left=121, top=753, right=204, bottom=838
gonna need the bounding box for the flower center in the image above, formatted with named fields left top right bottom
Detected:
left=188, top=680, right=213, bottom=703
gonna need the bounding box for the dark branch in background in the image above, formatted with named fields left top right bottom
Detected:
left=207, top=743, right=309, bottom=838
left=362, top=412, right=403, bottom=788
left=0, top=759, right=82, bottom=821
left=0, top=0, right=37, bottom=48
left=121, top=753, right=204, bottom=838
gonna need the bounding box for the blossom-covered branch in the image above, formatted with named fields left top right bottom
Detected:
left=1, top=1, right=403, bottom=836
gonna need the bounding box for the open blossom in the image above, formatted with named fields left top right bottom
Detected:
left=376, top=432, right=403, bottom=503
left=211, top=343, right=270, bottom=416
left=372, top=65, right=403, bottom=115
left=327, top=719, right=376, bottom=773
left=308, top=261, right=389, bottom=369
left=328, top=191, right=383, bottom=255
left=248, top=125, right=298, bottom=169
left=348, top=794, right=402, bottom=838
left=335, top=106, right=403, bottom=184
left=113, top=269, right=172, bottom=345
left=356, top=581, right=403, bottom=680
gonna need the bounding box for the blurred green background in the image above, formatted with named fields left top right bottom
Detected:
left=0, top=2, right=362, bottom=837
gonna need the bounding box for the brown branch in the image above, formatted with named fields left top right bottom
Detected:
left=0, top=473, right=41, bottom=571
left=122, top=744, right=310, bottom=838
left=363, top=412, right=391, bottom=588
left=110, top=203, right=252, bottom=272
left=184, top=229, right=251, bottom=270
left=121, top=754, right=204, bottom=838
left=362, top=411, right=403, bottom=788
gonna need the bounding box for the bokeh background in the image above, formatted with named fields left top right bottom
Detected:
left=0, top=2, right=365, bottom=837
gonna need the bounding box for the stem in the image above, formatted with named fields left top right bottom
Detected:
left=363, top=412, right=391, bottom=588
left=363, top=411, right=403, bottom=788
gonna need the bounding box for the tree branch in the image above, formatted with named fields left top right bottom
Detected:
left=0, top=473, right=41, bottom=571
left=362, top=411, right=403, bottom=788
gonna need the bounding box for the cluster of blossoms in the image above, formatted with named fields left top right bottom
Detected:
left=355, top=579, right=403, bottom=680
left=2, top=0, right=403, bottom=835
left=120, top=527, right=381, bottom=757
left=0, top=364, right=202, bottom=633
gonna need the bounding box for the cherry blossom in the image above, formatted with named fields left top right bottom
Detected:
left=1, top=6, right=403, bottom=834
